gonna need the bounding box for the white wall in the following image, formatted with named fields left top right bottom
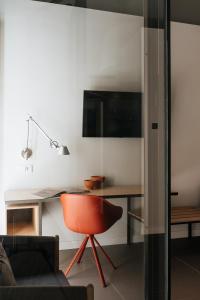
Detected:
left=171, top=21, right=200, bottom=238
left=0, top=0, right=144, bottom=248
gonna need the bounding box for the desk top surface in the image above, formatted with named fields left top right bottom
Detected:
left=5, top=185, right=178, bottom=204
left=5, top=185, right=143, bottom=204
left=88, top=185, right=143, bottom=198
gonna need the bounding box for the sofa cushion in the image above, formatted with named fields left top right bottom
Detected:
left=0, top=242, right=16, bottom=286
left=16, top=270, right=69, bottom=286
left=9, top=251, right=53, bottom=278
left=0, top=235, right=59, bottom=273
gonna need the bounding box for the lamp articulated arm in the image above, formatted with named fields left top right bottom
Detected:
left=21, top=115, right=70, bottom=160
left=28, top=115, right=59, bottom=149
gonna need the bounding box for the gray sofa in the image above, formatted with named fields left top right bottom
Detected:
left=0, top=235, right=93, bottom=300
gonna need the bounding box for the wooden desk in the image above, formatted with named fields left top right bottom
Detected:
left=5, top=186, right=143, bottom=203
left=5, top=186, right=143, bottom=242
left=5, top=186, right=178, bottom=243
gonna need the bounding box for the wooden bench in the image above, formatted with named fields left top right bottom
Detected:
left=171, top=207, right=200, bottom=239
left=129, top=206, right=200, bottom=239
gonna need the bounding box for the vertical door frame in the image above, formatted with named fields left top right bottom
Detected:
left=144, top=0, right=171, bottom=299
left=167, top=1, right=171, bottom=299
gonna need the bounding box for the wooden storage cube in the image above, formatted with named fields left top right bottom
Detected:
left=7, top=204, right=39, bottom=236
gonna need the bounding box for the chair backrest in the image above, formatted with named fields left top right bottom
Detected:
left=60, top=194, right=120, bottom=235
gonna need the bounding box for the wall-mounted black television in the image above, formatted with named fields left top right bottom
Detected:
left=82, top=90, right=142, bottom=138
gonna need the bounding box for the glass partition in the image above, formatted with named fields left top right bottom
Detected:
left=0, top=0, right=170, bottom=299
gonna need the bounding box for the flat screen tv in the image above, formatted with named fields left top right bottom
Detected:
left=82, top=90, right=142, bottom=138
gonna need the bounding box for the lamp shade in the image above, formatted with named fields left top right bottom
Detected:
left=58, top=145, right=70, bottom=155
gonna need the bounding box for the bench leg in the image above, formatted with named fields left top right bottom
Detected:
left=127, top=197, right=131, bottom=245
left=188, top=223, right=192, bottom=239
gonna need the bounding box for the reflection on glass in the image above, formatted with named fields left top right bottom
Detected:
left=0, top=0, right=169, bottom=300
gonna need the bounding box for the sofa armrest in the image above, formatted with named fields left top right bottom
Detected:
left=0, top=235, right=59, bottom=272
left=0, top=286, right=94, bottom=300
left=86, top=285, right=94, bottom=300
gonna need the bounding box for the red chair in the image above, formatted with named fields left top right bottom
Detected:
left=60, top=194, right=123, bottom=287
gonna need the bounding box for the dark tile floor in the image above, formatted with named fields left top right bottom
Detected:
left=172, top=253, right=200, bottom=300
left=60, top=243, right=200, bottom=300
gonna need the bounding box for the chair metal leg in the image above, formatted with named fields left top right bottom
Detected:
left=93, top=236, right=117, bottom=269
left=65, top=236, right=88, bottom=276
left=89, top=235, right=107, bottom=288
left=77, top=236, right=89, bottom=264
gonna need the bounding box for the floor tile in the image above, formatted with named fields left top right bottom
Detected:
left=171, top=257, right=200, bottom=300
left=60, top=244, right=144, bottom=300
left=60, top=243, right=200, bottom=300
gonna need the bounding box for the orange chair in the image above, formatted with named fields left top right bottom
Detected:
left=60, top=194, right=123, bottom=287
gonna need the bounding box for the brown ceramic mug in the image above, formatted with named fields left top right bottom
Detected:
left=91, top=176, right=105, bottom=189
left=84, top=179, right=95, bottom=190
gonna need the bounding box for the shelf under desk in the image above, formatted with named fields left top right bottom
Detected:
left=6, top=203, right=40, bottom=236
